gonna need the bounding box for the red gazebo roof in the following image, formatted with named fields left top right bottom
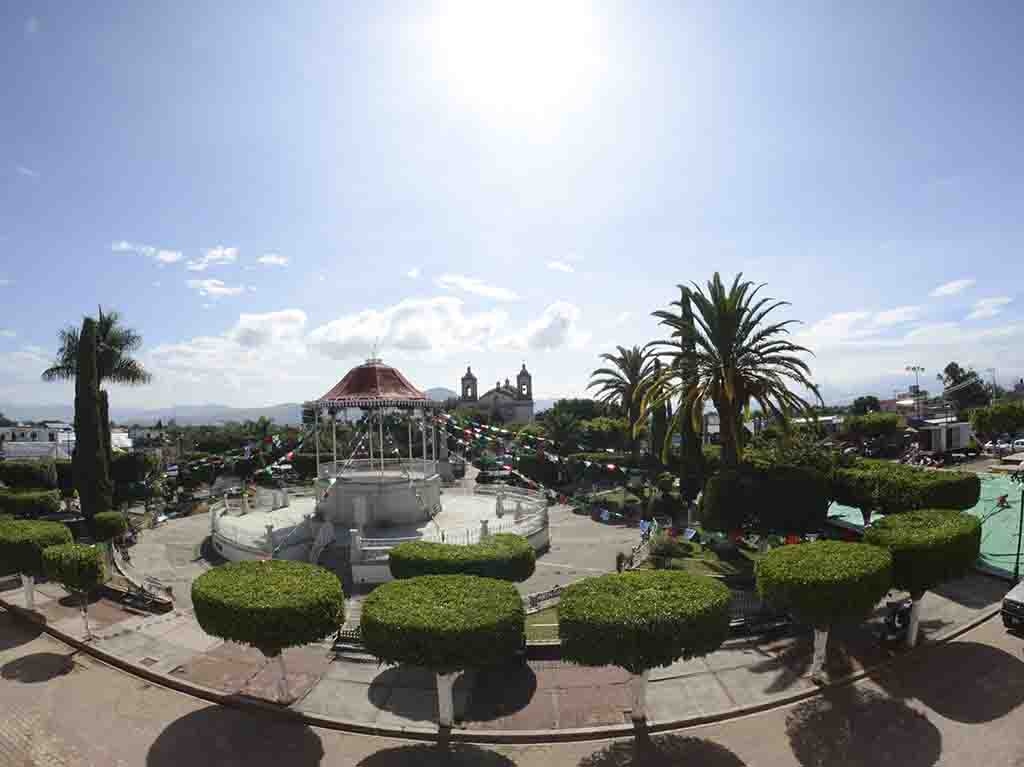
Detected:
left=310, top=358, right=440, bottom=409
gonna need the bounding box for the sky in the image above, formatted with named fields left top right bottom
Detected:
left=1, top=1, right=1022, bottom=410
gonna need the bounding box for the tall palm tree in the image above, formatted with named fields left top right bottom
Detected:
left=588, top=345, right=655, bottom=463
left=646, top=273, right=820, bottom=469
left=41, top=307, right=152, bottom=386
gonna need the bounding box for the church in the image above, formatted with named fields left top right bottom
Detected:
left=459, top=363, right=534, bottom=424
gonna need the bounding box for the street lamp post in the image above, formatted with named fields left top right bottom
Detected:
left=1012, top=468, right=1024, bottom=582
left=906, top=365, right=925, bottom=418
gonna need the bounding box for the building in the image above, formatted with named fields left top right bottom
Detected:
left=0, top=422, right=75, bottom=458
left=917, top=418, right=974, bottom=454
left=459, top=364, right=534, bottom=424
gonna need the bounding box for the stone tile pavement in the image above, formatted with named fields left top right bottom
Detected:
left=1, top=570, right=1009, bottom=734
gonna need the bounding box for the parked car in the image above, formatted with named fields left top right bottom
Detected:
left=1003, top=580, right=1024, bottom=630
left=1013, top=438, right=1024, bottom=452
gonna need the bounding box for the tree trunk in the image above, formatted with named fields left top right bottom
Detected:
left=436, top=671, right=457, bottom=728
left=80, top=592, right=92, bottom=640
left=810, top=627, right=829, bottom=681
left=276, top=652, right=290, bottom=703
left=907, top=595, right=923, bottom=648
left=718, top=407, right=741, bottom=468
left=21, top=574, right=35, bottom=611
left=859, top=508, right=872, bottom=528
left=629, top=670, right=650, bottom=722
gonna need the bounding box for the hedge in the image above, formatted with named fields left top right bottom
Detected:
left=0, top=520, right=73, bottom=576
left=191, top=560, right=345, bottom=657
left=0, top=489, right=62, bottom=518
left=0, top=459, right=58, bottom=490
left=360, top=575, right=525, bottom=672
left=42, top=543, right=105, bottom=593
left=388, top=534, right=536, bottom=582
left=834, top=461, right=980, bottom=521
left=93, top=511, right=128, bottom=542
left=559, top=570, right=732, bottom=674
left=56, top=460, right=74, bottom=494
left=110, top=452, right=158, bottom=485
left=757, top=541, right=892, bottom=627
left=864, top=510, right=981, bottom=599
left=700, top=465, right=831, bottom=535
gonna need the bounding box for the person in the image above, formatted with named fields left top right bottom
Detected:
left=640, top=518, right=650, bottom=541
left=997, top=494, right=1010, bottom=509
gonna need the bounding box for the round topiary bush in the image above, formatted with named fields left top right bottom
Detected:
left=388, top=534, right=536, bottom=582
left=833, top=461, right=981, bottom=526
left=757, top=541, right=892, bottom=678
left=0, top=520, right=73, bottom=577
left=559, top=570, right=731, bottom=721
left=361, top=575, right=525, bottom=672
left=701, top=466, right=831, bottom=536
left=92, top=511, right=128, bottom=542
left=192, top=560, right=345, bottom=657
left=864, top=509, right=981, bottom=646
left=43, top=543, right=105, bottom=593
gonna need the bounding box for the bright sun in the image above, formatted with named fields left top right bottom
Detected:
left=427, top=0, right=602, bottom=127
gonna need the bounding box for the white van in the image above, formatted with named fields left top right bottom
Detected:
left=1003, top=580, right=1024, bottom=629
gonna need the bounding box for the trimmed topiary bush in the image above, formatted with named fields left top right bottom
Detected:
left=864, top=509, right=981, bottom=647
left=0, top=459, right=58, bottom=490
left=55, top=460, right=74, bottom=495
left=42, top=543, right=105, bottom=638
left=92, top=511, right=128, bottom=542
left=361, top=574, right=525, bottom=727
left=389, top=534, right=536, bottom=582
left=0, top=488, right=62, bottom=518
left=0, top=520, right=73, bottom=608
left=559, top=570, right=731, bottom=722
left=701, top=465, right=831, bottom=537
left=757, top=541, right=892, bottom=679
left=834, top=461, right=981, bottom=526
left=192, top=560, right=344, bottom=701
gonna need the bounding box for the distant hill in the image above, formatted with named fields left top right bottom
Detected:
left=425, top=387, right=459, bottom=402
left=0, top=401, right=304, bottom=426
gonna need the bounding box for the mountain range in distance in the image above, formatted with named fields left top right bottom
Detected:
left=0, top=389, right=556, bottom=426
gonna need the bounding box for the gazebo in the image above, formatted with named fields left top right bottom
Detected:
left=304, top=358, right=447, bottom=529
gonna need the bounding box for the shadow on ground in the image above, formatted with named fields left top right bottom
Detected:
left=578, top=733, right=747, bottom=767
left=57, top=590, right=105, bottom=608
left=465, top=662, right=538, bottom=720
left=1, top=651, right=77, bottom=683
left=786, top=687, right=941, bottom=767
left=147, top=706, right=324, bottom=766
left=367, top=665, right=474, bottom=722
left=932, top=576, right=1008, bottom=610
left=357, top=744, right=515, bottom=767
left=869, top=640, right=1024, bottom=724
left=0, top=613, right=43, bottom=651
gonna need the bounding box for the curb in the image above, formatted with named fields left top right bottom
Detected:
left=0, top=594, right=1002, bottom=745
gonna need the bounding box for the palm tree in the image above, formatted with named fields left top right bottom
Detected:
left=41, top=307, right=152, bottom=386
left=588, top=345, right=655, bottom=463
left=646, top=273, right=820, bottom=469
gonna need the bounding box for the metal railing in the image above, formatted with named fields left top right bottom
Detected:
left=318, top=458, right=438, bottom=480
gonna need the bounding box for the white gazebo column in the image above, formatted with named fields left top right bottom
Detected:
left=421, top=413, right=428, bottom=478
left=432, top=417, right=438, bottom=475
left=378, top=410, right=385, bottom=475
left=331, top=408, right=337, bottom=476
left=408, top=417, right=413, bottom=465
left=314, top=405, right=321, bottom=489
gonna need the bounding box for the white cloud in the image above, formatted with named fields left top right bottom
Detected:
left=187, top=245, right=238, bottom=271
left=0, top=279, right=11, bottom=287
left=614, top=311, right=632, bottom=325
left=872, top=306, right=921, bottom=326
left=232, top=310, right=308, bottom=349
left=0, top=329, right=15, bottom=339
left=112, top=240, right=183, bottom=265
left=15, top=165, right=39, bottom=179
left=152, top=281, right=162, bottom=288
left=967, top=296, right=1012, bottom=321
left=309, top=297, right=508, bottom=360
left=257, top=254, right=289, bottom=267
left=930, top=278, right=975, bottom=297
left=186, top=279, right=246, bottom=297
left=546, top=261, right=574, bottom=273
left=406, top=267, right=421, bottom=279
left=498, top=301, right=590, bottom=352
left=436, top=274, right=519, bottom=301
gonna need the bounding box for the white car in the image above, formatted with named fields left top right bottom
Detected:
left=998, top=440, right=1014, bottom=453
left=1013, top=438, right=1024, bottom=452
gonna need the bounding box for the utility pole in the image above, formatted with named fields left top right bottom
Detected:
left=986, top=368, right=999, bottom=402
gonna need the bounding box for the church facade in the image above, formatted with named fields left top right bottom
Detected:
left=459, top=364, right=534, bottom=424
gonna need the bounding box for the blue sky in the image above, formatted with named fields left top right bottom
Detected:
left=1, top=1, right=1022, bottom=409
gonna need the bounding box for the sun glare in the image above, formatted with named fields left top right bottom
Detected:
left=428, top=0, right=602, bottom=128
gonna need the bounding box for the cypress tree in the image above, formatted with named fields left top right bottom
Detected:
left=676, top=287, right=705, bottom=505
left=73, top=318, right=112, bottom=520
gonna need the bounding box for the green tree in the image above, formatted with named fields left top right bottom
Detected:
left=41, top=307, right=152, bottom=386
left=588, top=345, right=655, bottom=464
left=938, top=362, right=989, bottom=418
left=851, top=395, right=881, bottom=415
left=648, top=273, right=820, bottom=469
left=842, top=412, right=903, bottom=442
left=72, top=318, right=113, bottom=521
left=43, top=543, right=105, bottom=639
left=541, top=407, right=583, bottom=450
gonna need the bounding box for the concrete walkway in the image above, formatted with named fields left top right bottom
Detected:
left=3, top=606, right=1024, bottom=765
left=0, top=570, right=1007, bottom=736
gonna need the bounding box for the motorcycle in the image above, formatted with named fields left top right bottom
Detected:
left=877, top=597, right=913, bottom=644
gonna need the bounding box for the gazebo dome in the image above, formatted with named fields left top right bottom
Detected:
left=311, top=358, right=440, bottom=409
